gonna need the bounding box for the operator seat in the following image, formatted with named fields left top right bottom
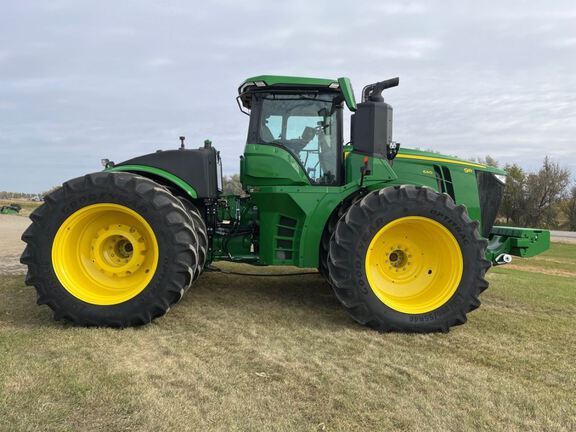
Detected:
left=260, top=122, right=275, bottom=143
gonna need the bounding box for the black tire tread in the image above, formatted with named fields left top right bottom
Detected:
left=318, top=192, right=364, bottom=278
left=20, top=171, right=198, bottom=327
left=177, top=198, right=208, bottom=281
left=328, top=185, right=490, bottom=333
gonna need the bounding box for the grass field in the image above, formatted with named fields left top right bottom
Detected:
left=0, top=243, right=575, bottom=431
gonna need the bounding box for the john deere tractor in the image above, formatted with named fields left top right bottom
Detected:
left=21, top=75, right=549, bottom=332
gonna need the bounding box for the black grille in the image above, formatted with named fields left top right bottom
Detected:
left=433, top=165, right=456, bottom=201
left=278, top=216, right=297, bottom=227
left=275, top=215, right=297, bottom=262
left=476, top=172, right=504, bottom=237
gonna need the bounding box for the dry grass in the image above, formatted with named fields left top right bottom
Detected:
left=0, top=244, right=575, bottom=431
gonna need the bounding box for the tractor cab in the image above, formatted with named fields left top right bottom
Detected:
left=237, top=75, right=399, bottom=189
left=243, top=86, right=342, bottom=185
left=237, top=76, right=350, bottom=187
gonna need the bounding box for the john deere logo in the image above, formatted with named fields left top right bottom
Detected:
left=464, top=168, right=473, bottom=174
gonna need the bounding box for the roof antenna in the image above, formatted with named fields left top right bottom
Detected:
left=179, top=136, right=185, bottom=150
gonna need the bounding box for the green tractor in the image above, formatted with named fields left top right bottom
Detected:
left=21, top=75, right=549, bottom=332
left=1, top=203, right=22, bottom=215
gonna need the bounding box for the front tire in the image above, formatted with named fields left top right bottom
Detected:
left=328, top=185, right=490, bottom=332
left=21, top=172, right=198, bottom=327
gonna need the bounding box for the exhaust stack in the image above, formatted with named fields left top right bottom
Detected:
left=351, top=77, right=399, bottom=159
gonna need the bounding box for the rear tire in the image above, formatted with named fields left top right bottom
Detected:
left=328, top=185, right=490, bottom=333
left=178, top=198, right=208, bottom=281
left=20, top=172, right=198, bottom=327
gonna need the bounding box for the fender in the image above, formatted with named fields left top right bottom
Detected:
left=108, top=147, right=221, bottom=199
left=107, top=164, right=199, bottom=199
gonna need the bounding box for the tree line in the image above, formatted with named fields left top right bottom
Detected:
left=496, top=156, right=575, bottom=230
left=0, top=191, right=39, bottom=200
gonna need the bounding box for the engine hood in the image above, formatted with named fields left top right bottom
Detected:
left=396, top=148, right=506, bottom=175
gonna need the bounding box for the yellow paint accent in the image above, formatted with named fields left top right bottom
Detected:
left=365, top=216, right=463, bottom=314
left=397, top=153, right=485, bottom=169
left=52, top=203, right=159, bottom=305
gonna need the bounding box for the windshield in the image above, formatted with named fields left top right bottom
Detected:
left=253, top=92, right=341, bottom=185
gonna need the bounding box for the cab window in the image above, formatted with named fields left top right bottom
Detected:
left=253, top=92, right=341, bottom=185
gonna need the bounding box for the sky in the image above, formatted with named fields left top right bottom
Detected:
left=1, top=0, right=575, bottom=193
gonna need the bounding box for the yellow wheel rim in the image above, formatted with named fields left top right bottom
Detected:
left=52, top=203, right=159, bottom=305
left=365, top=216, right=463, bottom=314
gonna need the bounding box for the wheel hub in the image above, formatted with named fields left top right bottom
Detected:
left=90, top=224, right=147, bottom=278
left=388, top=248, right=409, bottom=269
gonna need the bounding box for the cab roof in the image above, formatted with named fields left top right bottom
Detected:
left=238, top=75, right=357, bottom=111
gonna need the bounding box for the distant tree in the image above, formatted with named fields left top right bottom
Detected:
left=563, top=186, right=576, bottom=231
left=421, top=148, right=442, bottom=154
left=0, top=191, right=36, bottom=199
left=222, top=174, right=243, bottom=195
left=474, top=155, right=499, bottom=167
left=498, top=157, right=571, bottom=228
left=483, top=155, right=499, bottom=168
left=522, top=157, right=570, bottom=228
left=500, top=164, right=526, bottom=225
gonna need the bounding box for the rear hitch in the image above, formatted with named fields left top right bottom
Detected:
left=494, top=253, right=513, bottom=265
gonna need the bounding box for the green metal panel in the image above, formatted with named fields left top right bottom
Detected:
left=242, top=144, right=310, bottom=187
left=338, top=77, right=357, bottom=111
left=107, top=164, right=198, bottom=199
left=240, top=75, right=338, bottom=89
left=344, top=151, right=398, bottom=187
left=487, top=227, right=550, bottom=260
left=448, top=167, right=482, bottom=223
left=248, top=183, right=365, bottom=267
left=385, top=158, right=441, bottom=191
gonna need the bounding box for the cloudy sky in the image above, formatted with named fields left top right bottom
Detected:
left=1, top=0, right=575, bottom=192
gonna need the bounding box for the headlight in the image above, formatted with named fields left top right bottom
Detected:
left=494, top=174, right=507, bottom=184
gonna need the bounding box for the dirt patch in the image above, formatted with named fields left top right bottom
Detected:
left=0, top=215, right=30, bottom=275
left=504, top=263, right=576, bottom=278
left=552, top=238, right=576, bottom=244
left=531, top=256, right=575, bottom=265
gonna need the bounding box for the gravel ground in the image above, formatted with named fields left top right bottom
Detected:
left=550, top=230, right=576, bottom=243
left=0, top=215, right=29, bottom=275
